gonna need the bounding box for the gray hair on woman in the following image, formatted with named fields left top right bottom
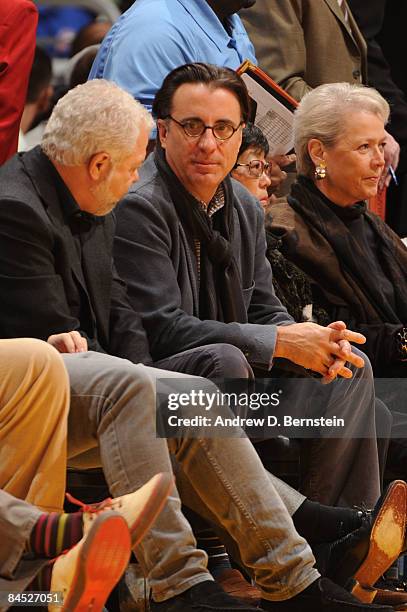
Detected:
left=294, top=82, right=390, bottom=178
left=42, top=79, right=153, bottom=166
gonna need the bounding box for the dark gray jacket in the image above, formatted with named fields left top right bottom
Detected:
left=114, top=154, right=293, bottom=366
left=0, top=146, right=151, bottom=364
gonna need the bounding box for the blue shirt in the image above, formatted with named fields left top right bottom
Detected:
left=89, top=0, right=257, bottom=114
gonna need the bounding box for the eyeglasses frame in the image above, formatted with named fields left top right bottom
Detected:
left=164, top=115, right=244, bottom=141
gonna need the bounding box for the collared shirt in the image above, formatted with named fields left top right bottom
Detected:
left=42, top=152, right=97, bottom=235
left=41, top=151, right=100, bottom=333
left=194, top=183, right=225, bottom=283
left=89, top=0, right=256, bottom=115
left=337, top=0, right=349, bottom=23
left=41, top=151, right=81, bottom=221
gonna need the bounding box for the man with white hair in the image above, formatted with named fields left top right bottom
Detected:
left=0, top=80, right=399, bottom=612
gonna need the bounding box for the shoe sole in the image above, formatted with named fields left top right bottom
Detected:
left=128, top=472, right=174, bottom=546
left=351, top=480, right=407, bottom=604
left=61, top=513, right=131, bottom=612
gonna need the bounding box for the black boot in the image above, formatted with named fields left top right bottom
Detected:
left=260, top=577, right=393, bottom=611
left=150, top=580, right=263, bottom=612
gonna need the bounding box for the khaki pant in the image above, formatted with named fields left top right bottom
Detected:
left=0, top=339, right=69, bottom=512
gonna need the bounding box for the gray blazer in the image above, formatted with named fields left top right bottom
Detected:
left=114, top=154, right=293, bottom=366
left=242, top=0, right=367, bottom=101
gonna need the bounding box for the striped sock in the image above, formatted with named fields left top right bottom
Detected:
left=196, top=528, right=232, bottom=578
left=28, top=512, right=83, bottom=558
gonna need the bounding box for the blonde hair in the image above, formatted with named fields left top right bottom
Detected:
left=42, top=79, right=153, bottom=165
left=294, top=82, right=390, bottom=178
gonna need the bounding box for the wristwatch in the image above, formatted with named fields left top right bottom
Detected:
left=396, top=327, right=407, bottom=362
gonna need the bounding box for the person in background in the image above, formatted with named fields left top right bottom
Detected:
left=70, top=19, right=112, bottom=57
left=347, top=0, right=407, bottom=236
left=90, top=0, right=257, bottom=116
left=18, top=46, right=53, bottom=152
left=231, top=123, right=329, bottom=325
left=241, top=0, right=401, bottom=231
left=36, top=5, right=96, bottom=58
left=0, top=0, right=38, bottom=165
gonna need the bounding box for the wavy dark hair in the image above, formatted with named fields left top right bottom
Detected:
left=238, top=122, right=270, bottom=158
left=152, top=62, right=251, bottom=123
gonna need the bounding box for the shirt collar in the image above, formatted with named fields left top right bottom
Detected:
left=41, top=151, right=97, bottom=224
left=175, top=0, right=241, bottom=52
left=198, top=183, right=225, bottom=217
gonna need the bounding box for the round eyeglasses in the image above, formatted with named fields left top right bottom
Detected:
left=165, top=115, right=243, bottom=141
left=235, top=159, right=273, bottom=178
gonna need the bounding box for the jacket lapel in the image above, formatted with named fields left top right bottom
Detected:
left=22, top=148, right=111, bottom=343
left=324, top=0, right=351, bottom=30
left=79, top=217, right=112, bottom=343
left=322, top=0, right=367, bottom=80
left=21, top=149, right=89, bottom=298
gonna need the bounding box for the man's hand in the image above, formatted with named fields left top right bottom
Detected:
left=265, top=153, right=296, bottom=203
left=379, top=131, right=400, bottom=190
left=47, top=331, right=88, bottom=353
left=321, top=321, right=361, bottom=383
left=274, top=321, right=366, bottom=378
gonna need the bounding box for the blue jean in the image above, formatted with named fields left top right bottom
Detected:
left=63, top=350, right=318, bottom=602
left=157, top=344, right=383, bottom=508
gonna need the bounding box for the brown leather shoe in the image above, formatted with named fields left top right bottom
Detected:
left=216, top=569, right=260, bottom=606
left=351, top=480, right=407, bottom=603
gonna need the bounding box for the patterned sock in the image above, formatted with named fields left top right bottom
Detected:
left=196, top=528, right=232, bottom=578
left=28, top=511, right=83, bottom=558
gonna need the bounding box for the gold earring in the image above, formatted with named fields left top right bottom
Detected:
left=314, top=162, right=327, bottom=180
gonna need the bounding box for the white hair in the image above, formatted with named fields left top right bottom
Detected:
left=42, top=79, right=154, bottom=165
left=294, top=82, right=390, bottom=178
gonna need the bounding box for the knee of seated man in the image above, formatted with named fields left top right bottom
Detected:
left=202, top=343, right=252, bottom=379
left=348, top=346, right=373, bottom=381
left=10, top=338, right=66, bottom=378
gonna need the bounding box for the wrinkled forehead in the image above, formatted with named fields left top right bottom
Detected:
left=170, top=83, right=242, bottom=121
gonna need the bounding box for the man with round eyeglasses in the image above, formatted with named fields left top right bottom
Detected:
left=114, top=62, right=385, bottom=522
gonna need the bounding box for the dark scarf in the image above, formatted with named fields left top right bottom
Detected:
left=288, top=176, right=407, bottom=323
left=265, top=229, right=329, bottom=325
left=154, top=143, right=247, bottom=322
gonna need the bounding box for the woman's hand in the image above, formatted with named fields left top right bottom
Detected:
left=379, top=131, right=400, bottom=190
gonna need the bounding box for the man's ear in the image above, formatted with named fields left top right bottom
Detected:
left=157, top=119, right=168, bottom=149
left=308, top=138, right=326, bottom=166
left=88, top=152, right=111, bottom=181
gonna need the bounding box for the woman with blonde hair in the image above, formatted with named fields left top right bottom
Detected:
left=271, top=82, right=407, bottom=379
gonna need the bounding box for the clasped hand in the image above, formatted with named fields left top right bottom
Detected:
left=275, top=320, right=366, bottom=383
